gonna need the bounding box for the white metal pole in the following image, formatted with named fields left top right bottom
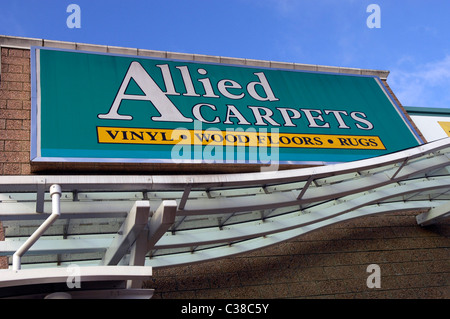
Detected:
left=12, top=184, right=62, bottom=271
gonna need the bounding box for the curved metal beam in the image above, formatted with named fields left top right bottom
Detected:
left=0, top=138, right=448, bottom=193
left=145, top=202, right=433, bottom=268
left=0, top=138, right=449, bottom=272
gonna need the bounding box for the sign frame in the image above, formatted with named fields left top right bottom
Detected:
left=30, top=46, right=424, bottom=166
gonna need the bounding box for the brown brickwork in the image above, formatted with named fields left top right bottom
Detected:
left=148, top=211, right=449, bottom=299
left=0, top=47, right=32, bottom=176
left=0, top=47, right=32, bottom=270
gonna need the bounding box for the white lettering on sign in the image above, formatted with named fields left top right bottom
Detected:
left=98, top=62, right=192, bottom=122
left=98, top=61, right=375, bottom=131
left=98, top=61, right=278, bottom=122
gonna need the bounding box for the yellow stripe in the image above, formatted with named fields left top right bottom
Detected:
left=97, top=127, right=386, bottom=150
left=438, top=121, right=450, bottom=137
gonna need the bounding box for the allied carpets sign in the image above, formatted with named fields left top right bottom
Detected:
left=30, top=47, right=423, bottom=165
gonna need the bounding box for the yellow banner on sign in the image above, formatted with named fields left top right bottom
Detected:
left=438, top=121, right=450, bottom=137
left=97, top=126, right=386, bottom=150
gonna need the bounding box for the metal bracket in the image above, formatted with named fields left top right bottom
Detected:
left=146, top=200, right=177, bottom=252
left=178, top=184, right=192, bottom=210
left=390, top=157, right=409, bottom=180
left=102, top=201, right=150, bottom=266
left=416, top=202, right=450, bottom=226
left=36, top=178, right=46, bottom=213
left=297, top=176, right=314, bottom=200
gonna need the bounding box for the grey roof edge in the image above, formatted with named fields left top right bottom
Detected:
left=405, top=106, right=450, bottom=116
left=0, top=35, right=390, bottom=79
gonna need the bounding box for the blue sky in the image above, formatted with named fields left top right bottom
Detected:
left=1, top=0, right=449, bottom=109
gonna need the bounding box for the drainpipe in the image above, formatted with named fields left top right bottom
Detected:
left=12, top=184, right=62, bottom=271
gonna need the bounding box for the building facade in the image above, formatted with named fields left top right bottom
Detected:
left=0, top=35, right=449, bottom=299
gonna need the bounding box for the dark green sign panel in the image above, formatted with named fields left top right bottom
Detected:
left=31, top=47, right=423, bottom=165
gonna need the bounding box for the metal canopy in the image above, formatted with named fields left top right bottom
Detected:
left=0, top=137, right=449, bottom=283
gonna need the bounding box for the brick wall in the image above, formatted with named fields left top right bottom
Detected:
left=0, top=47, right=31, bottom=175
left=148, top=211, right=449, bottom=299
left=0, top=47, right=32, bottom=270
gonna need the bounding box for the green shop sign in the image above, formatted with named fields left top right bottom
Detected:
left=30, top=47, right=423, bottom=165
